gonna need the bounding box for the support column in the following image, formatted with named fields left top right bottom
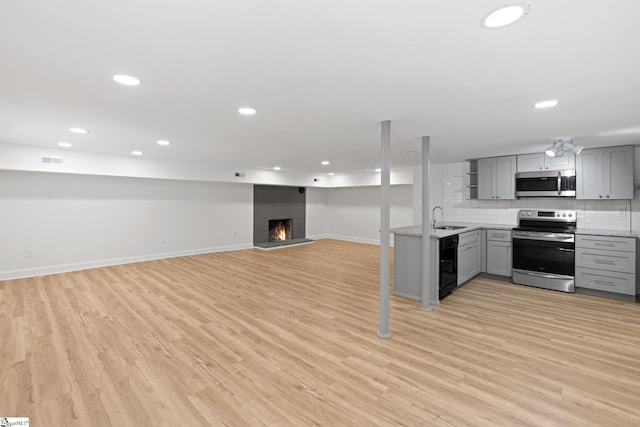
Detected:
left=378, top=120, right=392, bottom=339
left=421, top=136, right=432, bottom=311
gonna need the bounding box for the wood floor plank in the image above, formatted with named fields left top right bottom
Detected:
left=1, top=239, right=640, bottom=426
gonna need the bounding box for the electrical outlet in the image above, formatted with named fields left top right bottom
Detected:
left=25, top=249, right=33, bottom=257
left=618, top=208, right=626, bottom=217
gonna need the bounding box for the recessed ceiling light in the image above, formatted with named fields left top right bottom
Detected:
left=375, top=168, right=382, bottom=172
left=321, top=161, right=330, bottom=165
left=534, top=99, right=559, bottom=109
left=482, top=3, right=530, bottom=29
left=157, top=140, right=171, bottom=146
left=238, top=107, right=257, bottom=115
left=131, top=150, right=143, bottom=156
left=273, top=166, right=281, bottom=171
left=69, top=127, right=89, bottom=134
left=113, top=74, right=141, bottom=86
left=328, top=173, right=335, bottom=176
left=58, top=142, right=73, bottom=148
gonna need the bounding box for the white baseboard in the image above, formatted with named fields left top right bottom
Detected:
left=0, top=243, right=254, bottom=282
left=323, top=234, right=394, bottom=247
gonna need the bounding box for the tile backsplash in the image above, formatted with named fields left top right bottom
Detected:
left=442, top=162, right=632, bottom=230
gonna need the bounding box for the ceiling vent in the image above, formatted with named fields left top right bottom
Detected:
left=42, top=156, right=63, bottom=165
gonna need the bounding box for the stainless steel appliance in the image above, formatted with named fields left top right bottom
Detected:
left=439, top=234, right=458, bottom=299
left=512, top=209, right=576, bottom=292
left=515, top=170, right=576, bottom=197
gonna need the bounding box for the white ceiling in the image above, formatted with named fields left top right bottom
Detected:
left=1, top=0, right=639, bottom=175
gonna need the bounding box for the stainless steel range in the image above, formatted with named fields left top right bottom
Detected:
left=512, top=209, right=577, bottom=292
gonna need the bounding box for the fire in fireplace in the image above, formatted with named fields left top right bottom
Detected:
left=268, top=219, right=292, bottom=242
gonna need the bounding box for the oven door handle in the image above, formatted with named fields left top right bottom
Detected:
left=558, top=247, right=575, bottom=252
left=512, top=269, right=574, bottom=280
left=513, top=232, right=575, bottom=242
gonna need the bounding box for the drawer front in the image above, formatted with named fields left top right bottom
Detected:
left=575, top=267, right=635, bottom=295
left=458, top=230, right=479, bottom=247
left=575, top=248, right=636, bottom=274
left=487, top=229, right=511, bottom=242
left=576, top=235, right=636, bottom=253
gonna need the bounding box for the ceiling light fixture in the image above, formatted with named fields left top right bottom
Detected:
left=482, top=3, right=530, bottom=29
left=321, top=161, right=330, bottom=165
left=328, top=173, right=335, bottom=176
left=238, top=107, right=257, bottom=115
left=273, top=166, right=281, bottom=171
left=544, top=141, right=563, bottom=158
left=131, top=150, right=143, bottom=156
left=157, top=140, right=171, bottom=146
left=545, top=137, right=584, bottom=157
left=113, top=74, right=141, bottom=86
left=534, top=99, right=558, bottom=109
left=69, top=127, right=89, bottom=134
left=58, top=142, right=73, bottom=148
left=375, top=168, right=382, bottom=172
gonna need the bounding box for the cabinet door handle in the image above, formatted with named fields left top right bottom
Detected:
left=594, top=279, right=614, bottom=285
left=599, top=195, right=603, bottom=198
left=595, top=242, right=614, bottom=247
left=594, top=259, right=615, bottom=265
left=606, top=195, right=610, bottom=198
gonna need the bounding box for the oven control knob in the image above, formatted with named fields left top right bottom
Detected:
left=555, top=212, right=560, bottom=217
left=562, top=213, right=566, bottom=217
left=569, top=213, right=573, bottom=217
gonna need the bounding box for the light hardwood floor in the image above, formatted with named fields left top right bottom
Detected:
left=1, top=239, right=640, bottom=426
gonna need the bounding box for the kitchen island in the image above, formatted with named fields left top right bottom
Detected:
left=391, top=222, right=514, bottom=302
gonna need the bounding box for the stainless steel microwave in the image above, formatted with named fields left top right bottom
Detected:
left=515, top=170, right=576, bottom=197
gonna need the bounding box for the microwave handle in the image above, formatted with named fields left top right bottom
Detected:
left=557, top=172, right=561, bottom=196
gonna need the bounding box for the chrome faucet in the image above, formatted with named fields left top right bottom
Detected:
left=432, top=205, right=443, bottom=228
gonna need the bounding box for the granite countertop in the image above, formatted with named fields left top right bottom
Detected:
left=575, top=228, right=638, bottom=238
left=391, top=222, right=515, bottom=238
left=391, top=223, right=638, bottom=238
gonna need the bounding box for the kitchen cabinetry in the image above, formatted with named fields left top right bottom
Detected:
left=457, top=230, right=481, bottom=285
left=575, top=234, right=636, bottom=300
left=486, top=229, right=512, bottom=276
left=576, top=145, right=634, bottom=200
left=517, top=152, right=575, bottom=172
left=478, top=156, right=516, bottom=200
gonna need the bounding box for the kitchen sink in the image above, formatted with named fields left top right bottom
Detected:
left=433, top=225, right=467, bottom=230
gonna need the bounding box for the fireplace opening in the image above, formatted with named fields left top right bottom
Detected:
left=269, top=219, right=292, bottom=242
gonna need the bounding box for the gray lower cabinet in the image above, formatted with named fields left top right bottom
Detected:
left=575, top=234, right=636, bottom=298
left=457, top=230, right=481, bottom=285
left=392, top=234, right=439, bottom=302
left=486, top=229, right=512, bottom=276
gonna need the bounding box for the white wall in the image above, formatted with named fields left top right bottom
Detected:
left=0, top=170, right=255, bottom=280
left=0, top=171, right=406, bottom=280
left=412, top=164, right=444, bottom=225
left=305, top=187, right=328, bottom=239
left=324, top=185, right=413, bottom=245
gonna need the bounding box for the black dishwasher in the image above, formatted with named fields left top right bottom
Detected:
left=439, top=235, right=458, bottom=300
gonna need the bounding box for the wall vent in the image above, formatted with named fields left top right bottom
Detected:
left=42, top=156, right=63, bottom=165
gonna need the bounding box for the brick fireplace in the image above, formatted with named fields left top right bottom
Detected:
left=253, top=185, right=312, bottom=248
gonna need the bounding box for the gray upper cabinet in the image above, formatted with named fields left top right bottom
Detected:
left=478, top=156, right=516, bottom=200
left=516, top=153, right=545, bottom=172
left=517, top=152, right=575, bottom=172
left=576, top=145, right=633, bottom=199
